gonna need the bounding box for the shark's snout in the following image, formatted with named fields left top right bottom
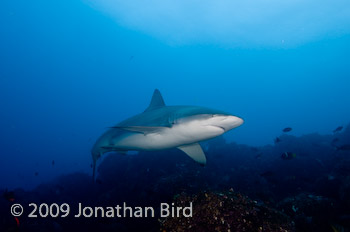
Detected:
left=214, top=115, right=243, bottom=131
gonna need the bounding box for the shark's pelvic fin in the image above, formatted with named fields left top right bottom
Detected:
left=111, top=126, right=166, bottom=134
left=178, top=143, right=207, bottom=165
left=144, top=89, right=166, bottom=112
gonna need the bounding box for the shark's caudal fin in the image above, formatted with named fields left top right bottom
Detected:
left=178, top=143, right=207, bottom=165
left=144, top=89, right=166, bottom=112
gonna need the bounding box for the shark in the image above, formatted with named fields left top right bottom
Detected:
left=91, top=89, right=243, bottom=178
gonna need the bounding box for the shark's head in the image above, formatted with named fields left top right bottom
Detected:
left=199, top=114, right=244, bottom=132
left=179, top=113, right=243, bottom=132
left=176, top=106, right=243, bottom=131
left=174, top=107, right=244, bottom=142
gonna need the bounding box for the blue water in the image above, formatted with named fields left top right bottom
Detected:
left=1, top=0, right=350, bottom=201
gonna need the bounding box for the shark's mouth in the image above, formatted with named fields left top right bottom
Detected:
left=213, top=125, right=226, bottom=132
left=216, top=126, right=225, bottom=131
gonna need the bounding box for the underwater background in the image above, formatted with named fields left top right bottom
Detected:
left=1, top=0, right=350, bottom=231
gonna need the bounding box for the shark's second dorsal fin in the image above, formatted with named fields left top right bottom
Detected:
left=144, top=89, right=165, bottom=112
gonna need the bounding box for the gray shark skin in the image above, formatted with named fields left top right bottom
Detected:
left=91, top=89, right=243, bottom=179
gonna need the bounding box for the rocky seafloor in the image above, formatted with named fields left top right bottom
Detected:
left=1, top=125, right=350, bottom=231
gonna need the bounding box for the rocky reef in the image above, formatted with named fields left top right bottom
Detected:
left=161, top=190, right=294, bottom=232
left=1, top=125, right=350, bottom=231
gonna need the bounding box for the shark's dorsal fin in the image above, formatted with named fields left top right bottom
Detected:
left=178, top=143, right=207, bottom=165
left=144, top=89, right=165, bottom=112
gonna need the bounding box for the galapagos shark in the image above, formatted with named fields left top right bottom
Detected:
left=91, top=89, right=243, bottom=178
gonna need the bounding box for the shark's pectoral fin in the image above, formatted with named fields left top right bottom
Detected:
left=111, top=126, right=165, bottom=134
left=178, top=143, right=207, bottom=165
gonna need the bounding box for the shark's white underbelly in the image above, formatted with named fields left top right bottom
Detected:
left=113, top=122, right=225, bottom=150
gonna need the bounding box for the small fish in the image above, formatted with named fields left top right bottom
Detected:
left=281, top=152, right=296, bottom=160
left=34, top=172, right=39, bottom=176
left=333, top=126, right=343, bottom=134
left=336, top=144, right=350, bottom=151
left=274, top=137, right=281, bottom=144
left=282, top=127, right=292, bottom=132
left=52, top=160, right=55, bottom=166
